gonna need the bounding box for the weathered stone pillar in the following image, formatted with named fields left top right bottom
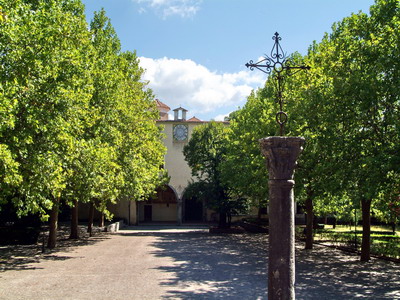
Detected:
left=260, top=136, right=305, bottom=300
left=177, top=197, right=183, bottom=225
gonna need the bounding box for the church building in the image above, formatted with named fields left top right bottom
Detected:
left=105, top=99, right=221, bottom=225
left=85, top=99, right=302, bottom=225
left=136, top=100, right=217, bottom=224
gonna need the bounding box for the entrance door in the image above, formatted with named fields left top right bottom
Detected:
left=144, top=205, right=152, bottom=222
left=184, top=197, right=203, bottom=222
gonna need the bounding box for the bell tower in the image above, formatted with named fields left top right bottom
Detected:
left=173, top=106, right=188, bottom=121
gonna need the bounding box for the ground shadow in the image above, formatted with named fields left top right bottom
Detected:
left=0, top=224, right=110, bottom=272
left=124, top=230, right=400, bottom=300
left=295, top=244, right=400, bottom=299
left=125, top=231, right=268, bottom=299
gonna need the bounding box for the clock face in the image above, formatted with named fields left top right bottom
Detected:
left=173, top=124, right=188, bottom=141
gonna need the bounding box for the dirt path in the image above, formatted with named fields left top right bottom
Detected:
left=0, top=226, right=399, bottom=299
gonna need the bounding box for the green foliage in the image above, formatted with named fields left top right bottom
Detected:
left=183, top=122, right=247, bottom=227
left=184, top=121, right=228, bottom=181
left=185, top=180, right=249, bottom=218
left=0, top=1, right=167, bottom=222
left=371, top=239, right=400, bottom=259
left=316, top=229, right=362, bottom=250
left=287, top=0, right=400, bottom=223
left=86, top=9, right=167, bottom=215
left=223, top=1, right=400, bottom=259
left=374, top=172, right=400, bottom=227
left=0, top=0, right=94, bottom=219
left=220, top=90, right=275, bottom=209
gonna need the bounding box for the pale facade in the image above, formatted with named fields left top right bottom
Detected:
left=80, top=100, right=209, bottom=225
left=80, top=100, right=302, bottom=225
left=136, top=101, right=215, bottom=224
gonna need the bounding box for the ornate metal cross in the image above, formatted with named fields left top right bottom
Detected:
left=246, top=32, right=310, bottom=136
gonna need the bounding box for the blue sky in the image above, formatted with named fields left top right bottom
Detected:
left=81, top=0, right=375, bottom=121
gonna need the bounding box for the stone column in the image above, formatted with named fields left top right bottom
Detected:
left=177, top=197, right=183, bottom=225
left=260, top=136, right=305, bottom=300
left=175, top=185, right=183, bottom=225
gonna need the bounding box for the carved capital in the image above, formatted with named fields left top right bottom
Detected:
left=259, top=137, right=305, bottom=180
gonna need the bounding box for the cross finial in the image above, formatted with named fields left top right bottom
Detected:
left=246, top=33, right=310, bottom=136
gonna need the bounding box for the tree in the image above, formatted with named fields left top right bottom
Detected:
left=223, top=52, right=324, bottom=249
left=282, top=51, right=344, bottom=250
left=0, top=0, right=95, bottom=248
left=115, top=50, right=168, bottom=203
left=290, top=0, right=400, bottom=260
left=0, top=1, right=167, bottom=247
left=183, top=121, right=241, bottom=228
left=88, top=10, right=167, bottom=228
left=220, top=90, right=275, bottom=218
left=375, top=172, right=400, bottom=234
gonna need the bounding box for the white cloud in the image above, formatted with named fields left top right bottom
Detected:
left=132, top=0, right=201, bottom=19
left=139, top=57, right=265, bottom=120
left=213, top=113, right=230, bottom=122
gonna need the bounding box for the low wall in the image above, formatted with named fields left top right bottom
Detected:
left=105, top=220, right=125, bottom=233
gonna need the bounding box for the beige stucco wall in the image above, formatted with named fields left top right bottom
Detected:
left=78, top=199, right=137, bottom=225
left=157, top=121, right=204, bottom=198
left=108, top=200, right=137, bottom=225
left=152, top=203, right=177, bottom=221
left=137, top=203, right=178, bottom=222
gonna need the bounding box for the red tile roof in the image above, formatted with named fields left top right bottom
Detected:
left=187, top=116, right=202, bottom=122
left=155, top=99, right=170, bottom=110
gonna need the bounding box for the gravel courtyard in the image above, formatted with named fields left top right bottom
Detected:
left=0, top=226, right=399, bottom=300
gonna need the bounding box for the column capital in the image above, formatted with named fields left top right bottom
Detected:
left=259, top=136, right=305, bottom=180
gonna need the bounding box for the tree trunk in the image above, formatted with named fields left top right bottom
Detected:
left=218, top=212, right=227, bottom=228
left=257, top=206, right=262, bottom=220
left=361, top=199, right=371, bottom=262
left=47, top=198, right=59, bottom=249
left=69, top=199, right=79, bottom=239
left=98, top=213, right=104, bottom=227
left=227, top=213, right=232, bottom=228
left=305, top=193, right=314, bottom=250
left=392, top=222, right=396, bottom=235
left=87, top=201, right=95, bottom=236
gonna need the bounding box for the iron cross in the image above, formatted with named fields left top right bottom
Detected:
left=246, top=32, right=310, bottom=136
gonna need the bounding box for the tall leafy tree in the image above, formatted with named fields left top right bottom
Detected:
left=116, top=51, right=168, bottom=202
left=283, top=0, right=400, bottom=260
left=0, top=1, right=167, bottom=247
left=88, top=10, right=167, bottom=227
left=280, top=51, right=340, bottom=250
left=0, top=0, right=94, bottom=248
left=220, top=89, right=275, bottom=218
left=317, top=0, right=399, bottom=261
left=183, top=122, right=242, bottom=228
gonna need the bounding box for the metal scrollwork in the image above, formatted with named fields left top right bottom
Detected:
left=246, top=32, right=310, bottom=136
left=276, top=111, right=288, bottom=126
left=271, top=32, right=285, bottom=61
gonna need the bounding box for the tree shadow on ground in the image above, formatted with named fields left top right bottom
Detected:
left=126, top=231, right=400, bottom=300
left=128, top=231, right=269, bottom=300
left=295, top=244, right=400, bottom=299
left=0, top=224, right=110, bottom=272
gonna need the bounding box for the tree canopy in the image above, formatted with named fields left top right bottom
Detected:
left=183, top=121, right=247, bottom=228
left=223, top=0, right=400, bottom=260
left=0, top=0, right=167, bottom=247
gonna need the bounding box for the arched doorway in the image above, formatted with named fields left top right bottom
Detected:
left=183, top=192, right=204, bottom=222
left=138, top=185, right=178, bottom=223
